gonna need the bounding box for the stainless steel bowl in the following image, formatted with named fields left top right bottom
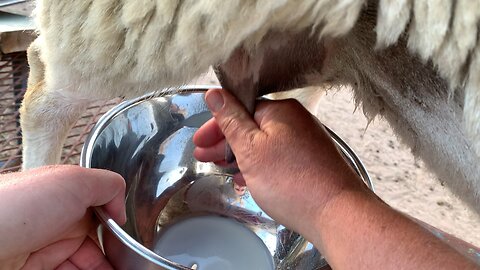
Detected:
left=80, top=85, right=373, bottom=270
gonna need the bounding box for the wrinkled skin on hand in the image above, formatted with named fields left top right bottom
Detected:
left=193, top=89, right=371, bottom=237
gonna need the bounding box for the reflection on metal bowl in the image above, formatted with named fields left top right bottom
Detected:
left=80, top=85, right=373, bottom=270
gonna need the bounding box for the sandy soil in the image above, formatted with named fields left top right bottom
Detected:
left=193, top=71, right=480, bottom=247
left=313, top=89, right=480, bottom=247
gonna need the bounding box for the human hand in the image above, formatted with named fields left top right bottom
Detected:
left=0, top=165, right=126, bottom=270
left=193, top=89, right=371, bottom=239
left=194, top=88, right=480, bottom=270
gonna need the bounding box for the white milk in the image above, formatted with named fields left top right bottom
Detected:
left=153, top=216, right=274, bottom=270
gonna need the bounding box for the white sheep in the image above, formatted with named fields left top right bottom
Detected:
left=20, top=0, right=480, bottom=214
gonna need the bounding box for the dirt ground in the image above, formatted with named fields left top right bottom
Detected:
left=313, top=89, right=480, bottom=247
left=193, top=71, right=480, bottom=247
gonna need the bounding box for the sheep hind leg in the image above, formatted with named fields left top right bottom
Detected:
left=20, top=81, right=88, bottom=170
left=373, top=91, right=480, bottom=214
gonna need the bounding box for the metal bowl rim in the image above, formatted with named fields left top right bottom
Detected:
left=79, top=85, right=372, bottom=269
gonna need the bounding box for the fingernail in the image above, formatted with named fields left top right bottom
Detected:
left=206, top=90, right=224, bottom=112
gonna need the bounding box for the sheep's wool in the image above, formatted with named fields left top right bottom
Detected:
left=22, top=0, right=480, bottom=211
left=32, top=0, right=480, bottom=151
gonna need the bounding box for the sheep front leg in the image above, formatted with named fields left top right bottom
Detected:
left=20, top=40, right=89, bottom=170
left=20, top=81, right=87, bottom=170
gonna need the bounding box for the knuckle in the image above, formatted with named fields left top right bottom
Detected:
left=243, top=132, right=257, bottom=156
left=282, top=98, right=303, bottom=109
left=41, top=164, right=83, bottom=176
left=221, top=115, right=257, bottom=156
left=61, top=165, right=88, bottom=179
left=221, top=115, right=242, bottom=138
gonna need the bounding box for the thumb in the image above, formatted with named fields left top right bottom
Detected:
left=204, top=89, right=260, bottom=155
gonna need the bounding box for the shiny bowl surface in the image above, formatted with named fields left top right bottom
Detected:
left=80, top=85, right=372, bottom=270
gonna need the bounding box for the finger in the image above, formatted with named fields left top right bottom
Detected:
left=71, top=167, right=127, bottom=225
left=233, top=173, right=246, bottom=187
left=29, top=165, right=126, bottom=224
left=193, top=118, right=224, bottom=147
left=204, top=89, right=261, bottom=157
left=0, top=199, right=92, bottom=262
left=21, top=236, right=85, bottom=270
left=0, top=166, right=126, bottom=259
left=253, top=98, right=310, bottom=132
left=193, top=139, right=227, bottom=162
left=23, top=236, right=113, bottom=270
left=56, top=260, right=79, bottom=270
left=68, top=237, right=113, bottom=270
